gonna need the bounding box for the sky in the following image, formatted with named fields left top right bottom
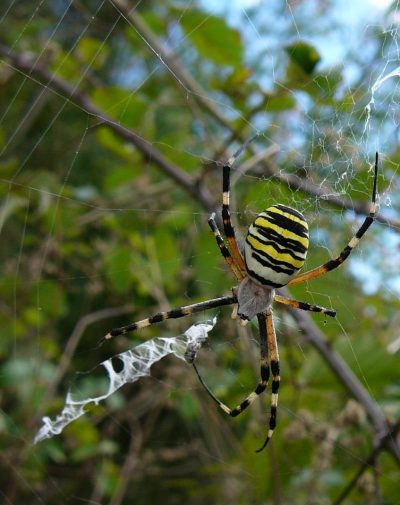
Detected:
left=198, top=0, right=400, bottom=296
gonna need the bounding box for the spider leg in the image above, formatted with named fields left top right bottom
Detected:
left=103, top=295, right=236, bottom=341
left=273, top=294, right=336, bottom=317
left=192, top=313, right=270, bottom=418
left=289, top=153, right=379, bottom=286
left=222, top=135, right=258, bottom=273
left=208, top=212, right=245, bottom=281
left=256, top=309, right=280, bottom=453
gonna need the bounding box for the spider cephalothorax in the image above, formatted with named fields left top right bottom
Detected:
left=235, top=276, right=274, bottom=321
left=105, top=140, right=378, bottom=453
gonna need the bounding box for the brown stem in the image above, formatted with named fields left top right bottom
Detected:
left=331, top=421, right=400, bottom=505
left=0, top=44, right=216, bottom=212
left=284, top=291, right=400, bottom=465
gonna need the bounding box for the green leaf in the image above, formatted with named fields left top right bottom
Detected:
left=96, top=127, right=141, bottom=167
left=312, top=69, right=343, bottom=96
left=103, top=165, right=139, bottom=191
left=153, top=229, right=180, bottom=285
left=33, top=280, right=67, bottom=318
left=285, top=40, right=321, bottom=75
left=92, top=87, right=148, bottom=129
left=178, top=392, right=199, bottom=420
left=51, top=51, right=81, bottom=82
left=76, top=37, right=108, bottom=69
left=179, top=9, right=243, bottom=66
left=266, top=93, right=296, bottom=111
left=103, top=245, right=133, bottom=293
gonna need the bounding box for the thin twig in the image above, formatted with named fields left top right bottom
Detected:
left=0, top=44, right=216, bottom=213
left=264, top=159, right=400, bottom=230
left=108, top=420, right=143, bottom=505
left=107, top=2, right=399, bottom=231
left=231, top=144, right=280, bottom=186
left=1, top=42, right=397, bottom=233
left=282, top=289, right=400, bottom=465
left=2, top=35, right=399, bottom=469
left=109, top=0, right=235, bottom=132
left=331, top=421, right=400, bottom=505
left=41, top=305, right=135, bottom=405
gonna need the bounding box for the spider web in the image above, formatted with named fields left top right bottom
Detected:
left=1, top=0, right=400, bottom=503
left=34, top=319, right=216, bottom=443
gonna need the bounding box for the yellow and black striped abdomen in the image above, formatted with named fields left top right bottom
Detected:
left=244, top=204, right=309, bottom=288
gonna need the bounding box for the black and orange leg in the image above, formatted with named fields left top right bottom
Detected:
left=273, top=294, right=336, bottom=318
left=102, top=295, right=236, bottom=342
left=192, top=312, right=270, bottom=417
left=289, top=153, right=379, bottom=286
left=208, top=212, right=245, bottom=281
left=256, top=309, right=280, bottom=452
left=222, top=135, right=258, bottom=272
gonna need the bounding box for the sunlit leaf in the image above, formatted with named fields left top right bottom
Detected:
left=285, top=40, right=321, bottom=75
left=178, top=9, right=243, bottom=66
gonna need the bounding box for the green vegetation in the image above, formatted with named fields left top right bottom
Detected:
left=1, top=1, right=399, bottom=504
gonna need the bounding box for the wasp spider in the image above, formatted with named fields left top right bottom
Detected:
left=105, top=140, right=379, bottom=452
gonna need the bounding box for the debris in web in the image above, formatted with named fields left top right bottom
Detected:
left=364, top=66, right=400, bottom=135
left=34, top=318, right=216, bottom=443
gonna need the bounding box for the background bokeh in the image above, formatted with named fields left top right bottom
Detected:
left=1, top=1, right=400, bottom=503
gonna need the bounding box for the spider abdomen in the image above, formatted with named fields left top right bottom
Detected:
left=244, top=204, right=309, bottom=288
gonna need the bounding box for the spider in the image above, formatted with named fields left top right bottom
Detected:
left=104, top=139, right=379, bottom=452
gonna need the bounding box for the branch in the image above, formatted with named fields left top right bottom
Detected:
left=282, top=288, right=400, bottom=465
left=3, top=37, right=399, bottom=466
left=331, top=420, right=400, bottom=505
left=109, top=0, right=235, bottom=132
left=263, top=160, right=400, bottom=230
left=0, top=44, right=216, bottom=213
left=42, top=305, right=135, bottom=405
left=2, top=42, right=396, bottom=233
left=108, top=2, right=399, bottom=232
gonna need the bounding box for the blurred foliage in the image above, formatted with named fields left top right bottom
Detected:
left=1, top=1, right=400, bottom=504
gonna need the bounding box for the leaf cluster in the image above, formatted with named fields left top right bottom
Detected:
left=1, top=1, right=399, bottom=504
